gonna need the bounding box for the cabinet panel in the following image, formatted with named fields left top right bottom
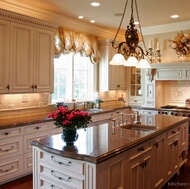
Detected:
left=156, top=69, right=182, bottom=80
left=99, top=39, right=126, bottom=91
left=34, top=28, right=54, bottom=92
left=10, top=22, right=34, bottom=92
left=0, top=19, right=9, bottom=92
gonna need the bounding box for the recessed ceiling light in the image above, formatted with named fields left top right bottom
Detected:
left=91, top=2, right=100, bottom=7
left=171, top=15, right=179, bottom=18
left=90, top=20, right=95, bottom=23
left=134, top=21, right=139, bottom=25
left=78, top=16, right=84, bottom=19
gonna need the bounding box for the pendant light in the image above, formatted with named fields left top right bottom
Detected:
left=110, top=0, right=150, bottom=68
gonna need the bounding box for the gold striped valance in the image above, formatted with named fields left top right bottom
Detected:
left=54, top=26, right=100, bottom=64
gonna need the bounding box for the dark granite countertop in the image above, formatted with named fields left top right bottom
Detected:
left=0, top=106, right=129, bottom=130
left=32, top=114, right=188, bottom=164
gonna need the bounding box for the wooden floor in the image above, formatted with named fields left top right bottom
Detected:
left=1, top=151, right=190, bottom=189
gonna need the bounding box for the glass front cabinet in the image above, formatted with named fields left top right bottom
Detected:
left=128, top=67, right=144, bottom=106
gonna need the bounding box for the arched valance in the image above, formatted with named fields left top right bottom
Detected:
left=54, top=27, right=100, bottom=64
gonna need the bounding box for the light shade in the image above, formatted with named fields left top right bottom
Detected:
left=109, top=53, right=125, bottom=65
left=124, top=56, right=138, bottom=67
left=136, top=59, right=151, bottom=69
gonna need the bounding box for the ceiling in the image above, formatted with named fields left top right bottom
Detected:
left=2, top=0, right=190, bottom=31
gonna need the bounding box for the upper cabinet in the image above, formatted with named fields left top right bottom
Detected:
left=0, top=10, right=56, bottom=94
left=128, top=67, right=144, bottom=106
left=0, top=19, right=10, bottom=93
left=99, top=39, right=126, bottom=91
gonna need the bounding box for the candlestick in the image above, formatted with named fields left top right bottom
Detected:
left=157, top=42, right=160, bottom=50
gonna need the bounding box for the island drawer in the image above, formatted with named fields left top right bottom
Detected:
left=127, top=139, right=153, bottom=160
left=167, top=127, right=179, bottom=139
left=40, top=165, right=84, bottom=189
left=40, top=174, right=79, bottom=189
left=40, top=151, right=85, bottom=175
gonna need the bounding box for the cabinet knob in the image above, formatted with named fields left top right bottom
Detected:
left=154, top=142, right=159, bottom=148
left=31, top=85, right=34, bottom=89
left=117, top=84, right=120, bottom=88
left=34, top=85, right=37, bottom=89
left=6, top=85, right=10, bottom=90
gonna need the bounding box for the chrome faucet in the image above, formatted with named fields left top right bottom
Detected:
left=120, top=113, right=134, bottom=126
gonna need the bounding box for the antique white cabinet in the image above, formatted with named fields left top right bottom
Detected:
left=99, top=39, right=126, bottom=91
left=0, top=10, right=55, bottom=94
left=0, top=19, right=9, bottom=93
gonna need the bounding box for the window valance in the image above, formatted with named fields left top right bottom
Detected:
left=54, top=27, right=100, bottom=64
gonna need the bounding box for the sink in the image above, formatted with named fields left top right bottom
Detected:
left=120, top=124, right=157, bottom=131
left=86, top=108, right=103, bottom=113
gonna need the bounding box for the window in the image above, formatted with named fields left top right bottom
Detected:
left=52, top=52, right=96, bottom=103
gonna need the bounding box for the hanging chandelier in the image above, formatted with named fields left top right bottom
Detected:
left=110, top=0, right=150, bottom=68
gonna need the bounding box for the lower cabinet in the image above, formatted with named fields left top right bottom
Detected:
left=153, top=133, right=167, bottom=189
left=125, top=140, right=154, bottom=189
left=0, top=121, right=62, bottom=184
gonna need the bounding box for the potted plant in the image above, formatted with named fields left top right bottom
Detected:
left=95, top=97, right=104, bottom=109
left=48, top=106, right=91, bottom=145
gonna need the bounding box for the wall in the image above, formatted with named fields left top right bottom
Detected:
left=156, top=80, right=190, bottom=107
left=143, top=29, right=190, bottom=63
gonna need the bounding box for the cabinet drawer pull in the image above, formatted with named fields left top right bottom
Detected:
left=173, top=140, right=178, bottom=146
left=51, top=170, right=72, bottom=182
left=1, top=132, right=11, bottom=136
left=51, top=156, right=72, bottom=166
left=33, top=126, right=41, bottom=130
left=0, top=166, right=14, bottom=173
left=0, top=146, right=13, bottom=152
left=154, top=142, right=159, bottom=148
left=137, top=147, right=145, bottom=152
left=171, top=131, right=176, bottom=134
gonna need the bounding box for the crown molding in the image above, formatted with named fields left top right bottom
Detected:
left=0, top=1, right=124, bottom=41
left=142, top=20, right=190, bottom=36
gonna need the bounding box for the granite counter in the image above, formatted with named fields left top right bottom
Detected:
left=32, top=114, right=188, bottom=164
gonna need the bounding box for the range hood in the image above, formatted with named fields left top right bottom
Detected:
left=149, top=62, right=190, bottom=80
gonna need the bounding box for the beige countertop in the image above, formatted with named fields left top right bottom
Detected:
left=31, top=114, right=188, bottom=164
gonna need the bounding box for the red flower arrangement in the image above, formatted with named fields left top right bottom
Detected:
left=48, top=106, right=91, bottom=130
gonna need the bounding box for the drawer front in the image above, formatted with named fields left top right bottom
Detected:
left=41, top=151, right=85, bottom=175
left=0, top=136, right=23, bottom=160
left=128, top=140, right=153, bottom=160
left=0, top=127, right=23, bottom=139
left=40, top=166, right=84, bottom=189
left=24, top=152, right=33, bottom=173
left=0, top=155, right=24, bottom=184
left=24, top=122, right=51, bottom=134
left=91, top=113, right=112, bottom=122
left=24, top=131, right=51, bottom=153
left=167, top=127, right=179, bottom=139
left=40, top=175, right=78, bottom=189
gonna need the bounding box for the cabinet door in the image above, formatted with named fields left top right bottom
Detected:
left=125, top=141, right=153, bottom=189
left=0, top=19, right=10, bottom=93
left=166, top=128, right=179, bottom=179
left=153, top=133, right=166, bottom=189
left=10, top=22, right=34, bottom=93
left=34, top=28, right=54, bottom=92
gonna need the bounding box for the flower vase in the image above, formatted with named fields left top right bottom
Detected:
left=61, top=128, right=79, bottom=145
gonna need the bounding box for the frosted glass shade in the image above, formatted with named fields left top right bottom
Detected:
left=109, top=53, right=125, bottom=65
left=136, top=59, right=151, bottom=68
left=124, top=56, right=138, bottom=67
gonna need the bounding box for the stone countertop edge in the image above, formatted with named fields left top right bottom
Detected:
left=31, top=117, right=188, bottom=164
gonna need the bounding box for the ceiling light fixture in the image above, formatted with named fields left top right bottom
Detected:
left=78, top=16, right=84, bottom=19
left=171, top=15, right=179, bottom=18
left=91, top=2, right=100, bottom=7
left=90, top=20, right=95, bottom=23
left=110, top=0, right=150, bottom=68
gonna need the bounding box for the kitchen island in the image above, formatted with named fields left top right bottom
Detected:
left=32, top=114, right=189, bottom=189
